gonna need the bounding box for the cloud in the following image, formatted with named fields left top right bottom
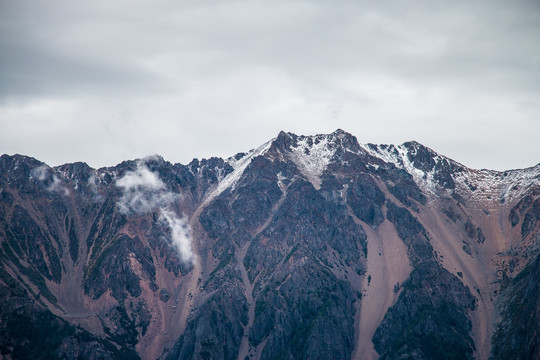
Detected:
left=115, top=162, right=194, bottom=263
left=31, top=165, right=48, bottom=182
left=116, top=165, right=165, bottom=191
left=116, top=164, right=175, bottom=214
left=87, top=174, right=103, bottom=201
left=31, top=165, right=69, bottom=195
left=159, top=209, right=194, bottom=264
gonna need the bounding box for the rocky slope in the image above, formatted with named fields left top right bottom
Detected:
left=0, top=130, right=538, bottom=359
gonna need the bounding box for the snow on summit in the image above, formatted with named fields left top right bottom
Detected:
left=191, top=130, right=539, bottom=213
left=289, top=134, right=337, bottom=190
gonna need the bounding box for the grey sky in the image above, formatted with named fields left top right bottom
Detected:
left=1, top=0, right=539, bottom=171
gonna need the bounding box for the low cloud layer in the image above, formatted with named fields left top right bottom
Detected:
left=116, top=163, right=194, bottom=263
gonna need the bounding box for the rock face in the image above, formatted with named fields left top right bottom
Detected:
left=0, top=130, right=539, bottom=360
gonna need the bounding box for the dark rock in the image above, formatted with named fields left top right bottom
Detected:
left=250, top=248, right=356, bottom=360
left=477, top=227, right=486, bottom=244
left=383, top=167, right=427, bottom=210
left=346, top=174, right=385, bottom=227
left=492, top=253, right=540, bottom=359
left=373, top=262, right=476, bottom=359
left=386, top=202, right=432, bottom=263
left=464, top=220, right=477, bottom=239
left=231, top=156, right=283, bottom=232
left=379, top=200, right=477, bottom=359
left=442, top=206, right=462, bottom=222
left=103, top=306, right=139, bottom=348
left=166, top=286, right=248, bottom=360
left=84, top=235, right=156, bottom=302
left=522, top=213, right=537, bottom=239
left=509, top=209, right=519, bottom=227
left=463, top=242, right=472, bottom=255
left=0, top=263, right=135, bottom=359
left=159, top=288, right=171, bottom=302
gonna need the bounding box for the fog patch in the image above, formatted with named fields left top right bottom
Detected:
left=115, top=163, right=194, bottom=264
left=116, top=164, right=176, bottom=215
left=116, top=165, right=164, bottom=191
left=31, top=165, right=70, bottom=195
left=159, top=209, right=194, bottom=264
left=32, top=165, right=48, bottom=181
left=87, top=174, right=103, bottom=201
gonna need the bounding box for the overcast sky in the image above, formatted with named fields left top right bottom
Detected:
left=1, top=0, right=539, bottom=171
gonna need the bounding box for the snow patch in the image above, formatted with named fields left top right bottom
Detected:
left=339, top=183, right=349, bottom=200
left=360, top=144, right=402, bottom=166
left=499, top=166, right=540, bottom=202
left=289, top=136, right=336, bottom=190
left=395, top=145, right=439, bottom=195
left=277, top=172, right=287, bottom=193
left=360, top=143, right=439, bottom=195
left=201, top=139, right=273, bottom=206
left=361, top=142, right=540, bottom=206
left=454, top=165, right=540, bottom=205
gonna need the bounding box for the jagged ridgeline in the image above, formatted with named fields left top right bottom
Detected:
left=0, top=130, right=539, bottom=360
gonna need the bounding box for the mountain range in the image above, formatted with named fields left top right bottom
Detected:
left=0, top=129, right=539, bottom=359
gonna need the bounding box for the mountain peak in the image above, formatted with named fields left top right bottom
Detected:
left=272, top=129, right=360, bottom=152
left=264, top=130, right=364, bottom=189
left=1, top=130, right=539, bottom=360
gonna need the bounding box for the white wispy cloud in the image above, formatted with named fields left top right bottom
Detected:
left=31, top=165, right=48, bottom=181
left=87, top=174, right=103, bottom=201
left=159, top=209, right=194, bottom=264
left=115, top=162, right=194, bottom=263
left=116, top=164, right=175, bottom=214
left=31, top=165, right=70, bottom=195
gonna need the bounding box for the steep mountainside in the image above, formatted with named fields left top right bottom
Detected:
left=0, top=130, right=539, bottom=359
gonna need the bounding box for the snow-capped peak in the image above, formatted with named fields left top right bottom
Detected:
left=360, top=141, right=540, bottom=206
left=273, top=129, right=362, bottom=190
left=289, top=135, right=336, bottom=190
